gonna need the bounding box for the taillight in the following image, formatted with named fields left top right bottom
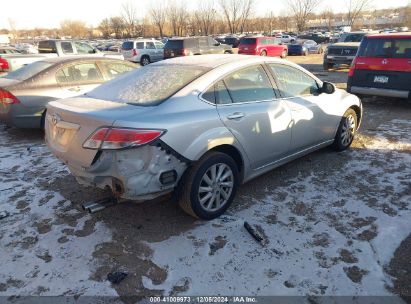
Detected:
left=0, top=58, right=9, bottom=71
left=132, top=49, right=137, bottom=56
left=0, top=89, right=20, bottom=104
left=182, top=48, right=187, bottom=56
left=83, top=128, right=165, bottom=150
left=348, top=57, right=358, bottom=77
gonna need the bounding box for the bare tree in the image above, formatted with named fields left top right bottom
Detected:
left=98, top=18, right=112, bottom=38
left=219, top=0, right=255, bottom=34
left=194, top=0, right=217, bottom=36
left=8, top=18, right=18, bottom=43
left=345, top=0, right=373, bottom=27
left=278, top=12, right=292, bottom=32
left=60, top=19, right=89, bottom=38
left=286, top=0, right=322, bottom=32
left=149, top=0, right=167, bottom=37
left=168, top=1, right=189, bottom=36
left=109, top=17, right=125, bottom=39
left=321, top=7, right=334, bottom=31
left=121, top=1, right=138, bottom=37
left=266, top=11, right=277, bottom=35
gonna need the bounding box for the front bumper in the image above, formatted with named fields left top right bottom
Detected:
left=349, top=86, right=410, bottom=99
left=0, top=104, right=43, bottom=128
left=59, top=143, right=188, bottom=201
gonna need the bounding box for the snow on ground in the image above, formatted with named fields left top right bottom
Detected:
left=0, top=127, right=116, bottom=296
left=143, top=119, right=411, bottom=297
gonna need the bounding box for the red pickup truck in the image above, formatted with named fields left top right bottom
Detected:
left=347, top=32, right=411, bottom=99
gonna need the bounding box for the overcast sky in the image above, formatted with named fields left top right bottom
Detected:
left=2, top=0, right=410, bottom=29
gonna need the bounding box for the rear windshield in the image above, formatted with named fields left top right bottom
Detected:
left=240, top=38, right=256, bottom=45
left=165, top=40, right=184, bottom=49
left=122, top=41, right=134, bottom=50
left=359, top=38, right=411, bottom=58
left=86, top=65, right=210, bottom=106
left=3, top=61, right=53, bottom=81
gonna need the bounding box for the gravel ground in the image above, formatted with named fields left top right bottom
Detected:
left=0, top=54, right=410, bottom=301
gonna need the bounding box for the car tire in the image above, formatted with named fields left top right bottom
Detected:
left=224, top=50, right=232, bottom=54
left=260, top=50, right=267, bottom=56
left=177, top=151, right=239, bottom=220
left=323, top=61, right=333, bottom=70
left=40, top=110, right=47, bottom=129
left=281, top=50, right=287, bottom=58
left=332, top=108, right=358, bottom=152
left=140, top=56, right=150, bottom=66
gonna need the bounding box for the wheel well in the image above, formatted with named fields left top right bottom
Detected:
left=209, top=145, right=244, bottom=180
left=350, top=105, right=362, bottom=128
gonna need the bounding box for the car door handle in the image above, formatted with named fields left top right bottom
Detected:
left=227, top=112, right=245, bottom=120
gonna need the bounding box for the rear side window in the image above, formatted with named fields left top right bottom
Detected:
left=56, top=63, right=103, bottom=84
left=122, top=41, right=134, bottom=50
left=359, top=38, right=411, bottom=58
left=164, top=40, right=184, bottom=49
left=268, top=64, right=319, bottom=97
left=223, top=65, right=275, bottom=103
left=136, top=42, right=145, bottom=49
left=240, top=38, right=256, bottom=45
left=87, top=65, right=209, bottom=106
left=61, top=42, right=74, bottom=54
left=38, top=41, right=57, bottom=53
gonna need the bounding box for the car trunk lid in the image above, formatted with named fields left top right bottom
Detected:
left=45, top=97, right=152, bottom=169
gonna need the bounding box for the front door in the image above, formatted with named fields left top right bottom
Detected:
left=215, top=65, right=292, bottom=169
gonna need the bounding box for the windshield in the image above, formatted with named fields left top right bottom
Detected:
left=3, top=61, right=53, bottom=81
left=240, top=38, right=256, bottom=45
left=359, top=38, right=411, bottom=58
left=341, top=33, right=366, bottom=42
left=86, top=64, right=210, bottom=106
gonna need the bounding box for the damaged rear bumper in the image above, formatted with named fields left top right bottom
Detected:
left=66, top=142, right=188, bottom=201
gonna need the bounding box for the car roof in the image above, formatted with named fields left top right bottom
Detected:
left=367, top=32, right=411, bottom=38
left=38, top=56, right=121, bottom=64
left=152, top=54, right=286, bottom=69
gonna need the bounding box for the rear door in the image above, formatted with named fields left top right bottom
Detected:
left=55, top=62, right=105, bottom=97
left=353, top=37, right=411, bottom=90
left=215, top=64, right=292, bottom=169
left=199, top=37, right=210, bottom=54
left=154, top=41, right=164, bottom=61
left=145, top=41, right=158, bottom=61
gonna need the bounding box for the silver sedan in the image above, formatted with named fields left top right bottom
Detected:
left=45, top=54, right=362, bottom=219
left=0, top=57, right=137, bottom=128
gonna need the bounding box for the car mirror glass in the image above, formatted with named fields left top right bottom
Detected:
left=322, top=82, right=335, bottom=94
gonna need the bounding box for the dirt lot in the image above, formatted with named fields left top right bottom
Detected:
left=0, top=54, right=410, bottom=302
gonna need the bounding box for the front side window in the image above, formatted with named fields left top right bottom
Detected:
left=223, top=65, right=275, bottom=103
left=155, top=42, right=164, bottom=49
left=268, top=64, right=319, bottom=98
left=56, top=63, right=103, bottom=84
left=146, top=42, right=155, bottom=49
left=75, top=42, right=94, bottom=54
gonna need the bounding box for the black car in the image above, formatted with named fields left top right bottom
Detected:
left=298, top=34, right=330, bottom=44
left=164, top=37, right=233, bottom=59
left=224, top=36, right=240, bottom=48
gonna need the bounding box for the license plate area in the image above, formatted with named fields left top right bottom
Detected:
left=374, top=76, right=389, bottom=83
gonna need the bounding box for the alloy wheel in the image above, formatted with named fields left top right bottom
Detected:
left=341, top=114, right=356, bottom=146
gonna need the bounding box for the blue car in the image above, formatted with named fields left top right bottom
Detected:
left=288, top=40, right=324, bottom=56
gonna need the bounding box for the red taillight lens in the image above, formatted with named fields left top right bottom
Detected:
left=83, top=128, right=164, bottom=150
left=348, top=57, right=358, bottom=77
left=0, top=58, right=9, bottom=71
left=182, top=48, right=187, bottom=56
left=132, top=49, right=137, bottom=56
left=0, top=89, right=20, bottom=104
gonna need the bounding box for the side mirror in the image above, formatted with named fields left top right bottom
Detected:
left=214, top=43, right=220, bottom=46
left=321, top=81, right=335, bottom=94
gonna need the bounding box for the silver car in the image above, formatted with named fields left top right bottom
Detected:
left=121, top=39, right=164, bottom=66
left=0, top=57, right=137, bottom=128
left=45, top=55, right=362, bottom=219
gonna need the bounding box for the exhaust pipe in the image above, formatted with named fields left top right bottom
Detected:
left=82, top=197, right=117, bottom=214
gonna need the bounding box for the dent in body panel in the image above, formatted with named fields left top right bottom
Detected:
left=69, top=144, right=188, bottom=201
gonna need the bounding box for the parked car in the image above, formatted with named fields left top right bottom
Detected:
left=0, top=46, right=21, bottom=54
left=0, top=40, right=124, bottom=74
left=44, top=54, right=362, bottom=219
left=288, top=40, right=324, bottom=56
left=224, top=36, right=240, bottom=48
left=280, top=35, right=296, bottom=43
left=298, top=34, right=329, bottom=44
left=163, top=37, right=232, bottom=59
left=121, top=39, right=164, bottom=66
left=347, top=32, right=411, bottom=99
left=238, top=36, right=288, bottom=58
left=0, top=57, right=137, bottom=128
left=338, top=31, right=369, bottom=43
left=323, top=42, right=361, bottom=70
